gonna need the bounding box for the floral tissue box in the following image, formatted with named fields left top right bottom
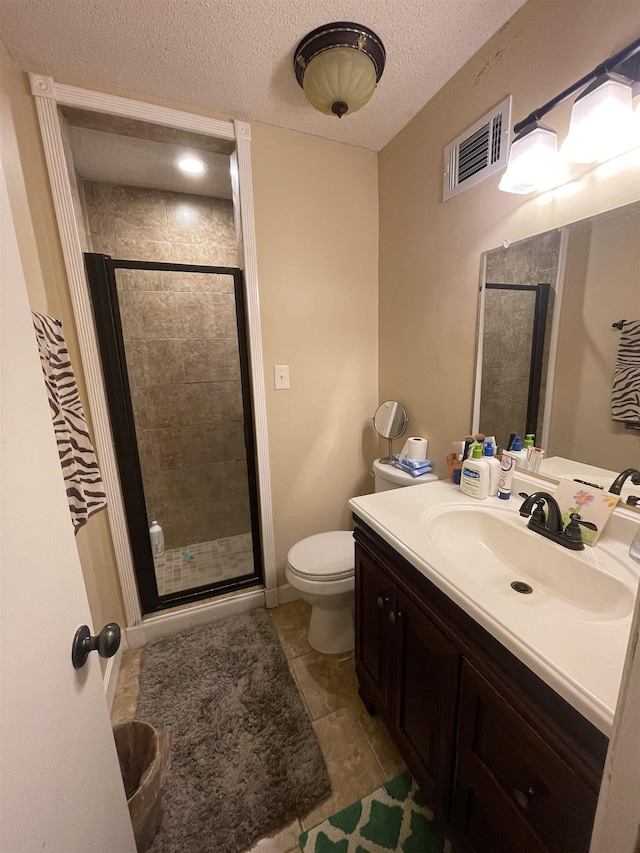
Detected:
left=553, top=479, right=619, bottom=546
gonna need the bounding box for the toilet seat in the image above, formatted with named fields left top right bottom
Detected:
left=287, top=531, right=354, bottom=582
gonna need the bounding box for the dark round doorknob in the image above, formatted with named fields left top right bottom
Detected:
left=72, top=623, right=121, bottom=669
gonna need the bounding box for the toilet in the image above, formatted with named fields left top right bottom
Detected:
left=285, top=459, right=439, bottom=654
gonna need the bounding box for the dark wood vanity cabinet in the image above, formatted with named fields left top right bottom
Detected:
left=353, top=519, right=608, bottom=853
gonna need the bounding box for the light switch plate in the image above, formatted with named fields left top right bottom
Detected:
left=274, top=364, right=290, bottom=390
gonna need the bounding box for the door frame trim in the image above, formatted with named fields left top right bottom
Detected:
left=29, top=74, right=277, bottom=627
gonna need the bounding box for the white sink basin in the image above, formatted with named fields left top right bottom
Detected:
left=421, top=505, right=634, bottom=623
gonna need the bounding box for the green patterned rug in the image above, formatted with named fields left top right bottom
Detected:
left=299, top=770, right=445, bottom=853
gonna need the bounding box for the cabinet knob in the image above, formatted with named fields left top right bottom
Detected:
left=376, top=595, right=389, bottom=609
left=389, top=610, right=402, bottom=624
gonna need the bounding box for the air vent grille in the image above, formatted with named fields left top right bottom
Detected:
left=443, top=96, right=511, bottom=202
left=458, top=123, right=491, bottom=183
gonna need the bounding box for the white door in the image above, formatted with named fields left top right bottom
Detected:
left=0, top=153, right=136, bottom=851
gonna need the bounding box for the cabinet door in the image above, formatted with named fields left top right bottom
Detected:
left=391, top=590, right=460, bottom=815
left=451, top=661, right=598, bottom=853
left=355, top=543, right=395, bottom=719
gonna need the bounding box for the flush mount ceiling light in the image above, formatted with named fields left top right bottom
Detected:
left=500, top=36, right=640, bottom=194
left=177, top=155, right=205, bottom=175
left=293, top=22, right=386, bottom=119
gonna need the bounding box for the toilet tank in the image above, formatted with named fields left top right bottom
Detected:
left=373, top=458, right=439, bottom=492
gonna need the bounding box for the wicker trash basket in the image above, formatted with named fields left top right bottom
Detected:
left=113, top=720, right=171, bottom=853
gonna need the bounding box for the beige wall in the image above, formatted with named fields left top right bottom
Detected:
left=251, top=123, right=379, bottom=583
left=379, top=0, right=640, bottom=477
left=0, top=42, right=126, bottom=642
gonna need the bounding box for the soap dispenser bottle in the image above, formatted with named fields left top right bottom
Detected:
left=460, top=444, right=490, bottom=499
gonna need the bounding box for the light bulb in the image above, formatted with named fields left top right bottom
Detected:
left=177, top=156, right=205, bottom=175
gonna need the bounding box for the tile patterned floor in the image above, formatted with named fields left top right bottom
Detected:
left=111, top=601, right=408, bottom=852
left=153, top=531, right=254, bottom=595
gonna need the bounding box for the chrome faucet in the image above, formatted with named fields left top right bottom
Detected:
left=518, top=492, right=596, bottom=551
left=608, top=468, right=640, bottom=495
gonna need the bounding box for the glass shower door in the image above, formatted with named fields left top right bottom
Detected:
left=85, top=254, right=262, bottom=613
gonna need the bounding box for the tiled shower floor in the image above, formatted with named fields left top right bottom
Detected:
left=154, top=531, right=254, bottom=595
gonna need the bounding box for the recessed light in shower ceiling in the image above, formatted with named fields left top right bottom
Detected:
left=176, top=155, right=206, bottom=175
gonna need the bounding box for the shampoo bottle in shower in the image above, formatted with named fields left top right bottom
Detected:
left=149, top=520, right=164, bottom=556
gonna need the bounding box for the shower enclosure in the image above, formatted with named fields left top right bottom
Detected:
left=86, top=254, right=262, bottom=613
left=479, top=282, right=550, bottom=447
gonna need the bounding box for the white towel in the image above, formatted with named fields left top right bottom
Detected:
left=32, top=312, right=107, bottom=533
left=612, top=319, right=640, bottom=426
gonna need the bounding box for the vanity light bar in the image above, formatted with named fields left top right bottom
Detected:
left=512, top=36, right=640, bottom=135
left=500, top=35, right=640, bottom=194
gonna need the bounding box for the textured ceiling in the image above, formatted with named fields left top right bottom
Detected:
left=0, top=0, right=527, bottom=151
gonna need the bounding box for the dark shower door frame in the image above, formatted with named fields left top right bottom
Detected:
left=84, top=253, right=263, bottom=614
left=484, top=282, right=551, bottom=437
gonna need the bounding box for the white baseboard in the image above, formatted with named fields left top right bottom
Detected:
left=125, top=624, right=146, bottom=649
left=103, top=646, right=122, bottom=710
left=264, top=587, right=279, bottom=608
left=131, top=588, right=266, bottom=645
left=276, top=583, right=302, bottom=605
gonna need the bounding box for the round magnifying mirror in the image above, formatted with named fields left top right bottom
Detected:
left=373, top=400, right=408, bottom=464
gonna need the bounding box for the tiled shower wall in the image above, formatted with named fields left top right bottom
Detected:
left=82, top=181, right=251, bottom=550
left=482, top=230, right=561, bottom=443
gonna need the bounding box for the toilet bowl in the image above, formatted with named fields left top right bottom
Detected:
left=286, top=531, right=355, bottom=655
left=286, top=460, right=439, bottom=655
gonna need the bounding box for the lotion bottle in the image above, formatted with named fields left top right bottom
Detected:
left=498, top=451, right=517, bottom=500
left=460, top=444, right=490, bottom=500
left=149, top=520, right=164, bottom=556
left=483, top=443, right=501, bottom=496
left=510, top=435, right=529, bottom=469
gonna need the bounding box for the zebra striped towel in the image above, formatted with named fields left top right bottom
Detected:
left=612, top=319, right=640, bottom=427
left=32, top=313, right=107, bottom=533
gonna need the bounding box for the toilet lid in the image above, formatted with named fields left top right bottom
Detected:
left=287, top=531, right=354, bottom=581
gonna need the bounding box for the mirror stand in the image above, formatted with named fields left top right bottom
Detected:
left=380, top=435, right=395, bottom=465
left=373, top=400, right=408, bottom=465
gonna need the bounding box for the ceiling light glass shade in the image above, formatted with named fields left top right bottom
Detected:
left=561, top=73, right=633, bottom=164
left=294, top=23, right=385, bottom=118
left=498, top=122, right=559, bottom=194
left=303, top=48, right=377, bottom=117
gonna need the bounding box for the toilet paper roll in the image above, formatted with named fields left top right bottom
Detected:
left=406, top=437, right=428, bottom=461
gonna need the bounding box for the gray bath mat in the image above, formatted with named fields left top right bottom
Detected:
left=137, top=608, right=331, bottom=853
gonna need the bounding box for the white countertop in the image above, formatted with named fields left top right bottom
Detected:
left=349, top=474, right=640, bottom=735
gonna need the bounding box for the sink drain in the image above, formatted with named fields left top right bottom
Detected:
left=511, top=581, right=533, bottom=594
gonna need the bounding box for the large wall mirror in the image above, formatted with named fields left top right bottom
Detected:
left=473, top=199, right=640, bottom=492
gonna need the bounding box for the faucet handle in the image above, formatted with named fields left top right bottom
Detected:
left=564, top=513, right=598, bottom=545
